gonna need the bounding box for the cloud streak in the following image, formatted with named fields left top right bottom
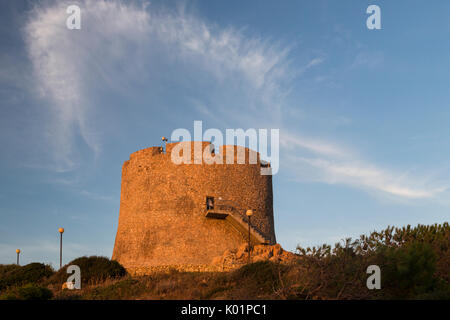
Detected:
left=282, top=132, right=447, bottom=200
left=24, top=0, right=295, bottom=171
left=25, top=0, right=158, bottom=171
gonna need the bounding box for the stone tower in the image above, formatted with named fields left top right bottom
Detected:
left=112, top=141, right=276, bottom=270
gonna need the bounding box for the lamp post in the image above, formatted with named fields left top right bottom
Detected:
left=59, top=228, right=64, bottom=269
left=161, top=136, right=168, bottom=153
left=246, top=209, right=253, bottom=263
left=16, top=249, right=20, bottom=265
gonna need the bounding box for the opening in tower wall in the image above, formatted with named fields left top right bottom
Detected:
left=206, top=196, right=214, bottom=210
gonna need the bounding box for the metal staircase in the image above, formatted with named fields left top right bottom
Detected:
left=205, top=199, right=270, bottom=245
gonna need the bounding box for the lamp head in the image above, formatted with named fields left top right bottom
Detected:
left=16, top=249, right=20, bottom=254
left=162, top=136, right=168, bottom=142
left=246, top=209, right=253, bottom=217
left=59, top=227, right=64, bottom=234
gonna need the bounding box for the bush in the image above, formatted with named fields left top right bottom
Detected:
left=0, top=284, right=53, bottom=300
left=379, top=242, right=439, bottom=298
left=0, top=263, right=54, bottom=291
left=50, top=256, right=127, bottom=286
left=0, top=264, right=21, bottom=277
left=295, top=223, right=450, bottom=299
left=84, top=278, right=141, bottom=300
left=235, top=261, right=286, bottom=292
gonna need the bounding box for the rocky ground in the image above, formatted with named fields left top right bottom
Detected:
left=211, top=243, right=297, bottom=270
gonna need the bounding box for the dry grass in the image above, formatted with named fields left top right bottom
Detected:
left=52, top=261, right=296, bottom=300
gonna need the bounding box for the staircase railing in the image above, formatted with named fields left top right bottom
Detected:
left=212, top=199, right=270, bottom=244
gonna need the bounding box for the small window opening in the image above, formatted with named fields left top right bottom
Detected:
left=206, top=196, right=214, bottom=210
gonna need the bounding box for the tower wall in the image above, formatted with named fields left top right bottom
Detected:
left=112, top=141, right=276, bottom=269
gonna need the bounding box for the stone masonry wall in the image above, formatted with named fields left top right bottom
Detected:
left=112, top=141, right=276, bottom=269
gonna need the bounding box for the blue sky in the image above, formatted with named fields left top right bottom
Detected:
left=0, top=0, right=449, bottom=267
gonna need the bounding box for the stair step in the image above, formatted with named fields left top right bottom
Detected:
left=205, top=199, right=272, bottom=245
left=205, top=210, right=229, bottom=219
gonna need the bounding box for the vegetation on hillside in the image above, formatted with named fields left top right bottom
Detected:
left=0, top=223, right=448, bottom=300
left=294, top=223, right=449, bottom=299
left=0, top=263, right=54, bottom=292
left=1, top=284, right=53, bottom=300
left=47, top=256, right=127, bottom=287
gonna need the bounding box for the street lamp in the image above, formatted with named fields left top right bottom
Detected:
left=246, top=209, right=253, bottom=263
left=59, top=227, right=64, bottom=269
left=16, top=249, right=20, bottom=265
left=161, top=136, right=168, bottom=153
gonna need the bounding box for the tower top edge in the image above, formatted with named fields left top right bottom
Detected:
left=127, top=141, right=262, bottom=162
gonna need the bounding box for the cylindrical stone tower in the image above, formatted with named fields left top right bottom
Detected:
left=112, top=141, right=276, bottom=270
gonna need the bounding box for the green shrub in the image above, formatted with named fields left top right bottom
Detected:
left=414, top=279, right=450, bottom=300
left=0, top=264, right=21, bottom=278
left=295, top=223, right=450, bottom=299
left=379, top=242, right=439, bottom=298
left=202, top=286, right=229, bottom=299
left=50, top=256, right=127, bottom=286
left=84, top=278, right=141, bottom=300
left=236, top=261, right=285, bottom=291
left=0, top=263, right=54, bottom=291
left=0, top=284, right=53, bottom=300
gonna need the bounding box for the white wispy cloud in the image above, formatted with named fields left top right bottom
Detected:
left=24, top=0, right=294, bottom=171
left=300, top=57, right=324, bottom=73
left=351, top=51, right=384, bottom=69
left=79, top=190, right=115, bottom=202
left=25, top=1, right=161, bottom=172
left=281, top=132, right=447, bottom=200
left=282, top=132, right=348, bottom=158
